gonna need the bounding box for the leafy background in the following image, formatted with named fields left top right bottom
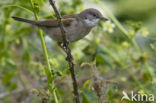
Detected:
left=0, top=0, right=156, bottom=103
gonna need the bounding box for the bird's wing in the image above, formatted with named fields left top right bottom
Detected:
left=36, top=14, right=77, bottom=27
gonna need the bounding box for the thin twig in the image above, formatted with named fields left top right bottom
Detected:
left=29, top=0, right=58, bottom=102
left=49, top=0, right=80, bottom=103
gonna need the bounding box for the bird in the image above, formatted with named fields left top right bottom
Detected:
left=12, top=8, right=108, bottom=42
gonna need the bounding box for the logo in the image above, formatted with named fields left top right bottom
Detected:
left=121, top=91, right=154, bottom=102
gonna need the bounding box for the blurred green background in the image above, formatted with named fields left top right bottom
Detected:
left=0, top=0, right=155, bottom=103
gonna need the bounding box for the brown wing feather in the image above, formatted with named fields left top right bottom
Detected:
left=36, top=14, right=77, bottom=27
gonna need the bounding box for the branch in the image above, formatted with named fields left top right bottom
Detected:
left=49, top=0, right=80, bottom=103
left=49, top=0, right=67, bottom=44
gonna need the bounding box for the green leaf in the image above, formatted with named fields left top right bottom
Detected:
left=1, top=72, right=17, bottom=91
left=96, top=53, right=113, bottom=67
left=83, top=80, right=91, bottom=89
left=82, top=90, right=98, bottom=103
left=108, top=89, right=113, bottom=101
left=2, top=72, right=14, bottom=85
left=22, top=51, right=30, bottom=62
left=32, top=89, right=39, bottom=95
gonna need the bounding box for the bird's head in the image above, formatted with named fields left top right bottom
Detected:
left=79, top=8, right=108, bottom=27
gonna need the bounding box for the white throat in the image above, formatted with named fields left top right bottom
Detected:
left=84, top=19, right=100, bottom=27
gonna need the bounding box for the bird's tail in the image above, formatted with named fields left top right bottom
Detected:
left=12, top=16, right=37, bottom=25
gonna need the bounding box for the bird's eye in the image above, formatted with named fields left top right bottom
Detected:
left=93, top=14, right=96, bottom=17
left=85, top=17, right=87, bottom=19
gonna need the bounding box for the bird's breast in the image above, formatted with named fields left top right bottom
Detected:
left=66, top=20, right=91, bottom=42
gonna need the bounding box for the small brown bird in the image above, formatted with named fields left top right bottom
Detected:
left=12, top=8, right=108, bottom=42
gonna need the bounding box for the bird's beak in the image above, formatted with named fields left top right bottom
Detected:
left=100, top=17, right=108, bottom=21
